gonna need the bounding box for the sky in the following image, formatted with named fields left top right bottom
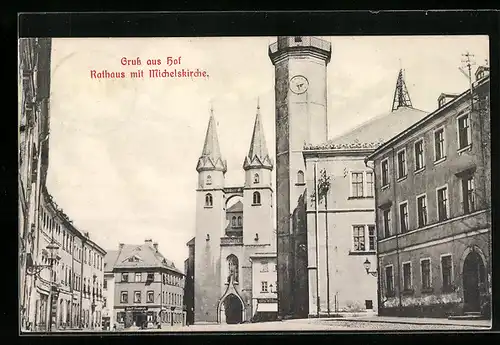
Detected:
left=45, top=36, right=489, bottom=269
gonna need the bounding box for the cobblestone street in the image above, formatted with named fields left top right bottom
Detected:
left=117, top=317, right=490, bottom=332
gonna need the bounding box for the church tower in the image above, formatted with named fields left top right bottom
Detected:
left=269, top=36, right=331, bottom=318
left=194, top=107, right=227, bottom=323
left=242, top=100, right=274, bottom=246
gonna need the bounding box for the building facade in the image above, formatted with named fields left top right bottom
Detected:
left=184, top=238, right=195, bottom=325
left=102, top=266, right=115, bottom=329
left=301, top=70, right=429, bottom=316
left=19, top=38, right=107, bottom=332
left=366, top=68, right=491, bottom=318
left=191, top=103, right=277, bottom=324
left=249, top=254, right=278, bottom=322
left=268, top=36, right=331, bottom=319
left=106, top=240, right=186, bottom=328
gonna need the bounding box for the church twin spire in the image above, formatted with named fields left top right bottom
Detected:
left=243, top=98, right=273, bottom=171
left=196, top=100, right=273, bottom=173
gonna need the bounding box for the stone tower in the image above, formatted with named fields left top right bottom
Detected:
left=242, top=100, right=274, bottom=246
left=268, top=36, right=331, bottom=318
left=194, top=108, right=227, bottom=323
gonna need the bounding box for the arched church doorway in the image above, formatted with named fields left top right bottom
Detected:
left=462, top=250, right=486, bottom=313
left=223, top=294, right=243, bottom=324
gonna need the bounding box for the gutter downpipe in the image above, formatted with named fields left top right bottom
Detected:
left=313, top=161, right=320, bottom=317
left=365, top=158, right=381, bottom=315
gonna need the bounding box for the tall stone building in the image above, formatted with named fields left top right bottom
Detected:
left=268, top=36, right=331, bottom=318
left=191, top=103, right=277, bottom=324
left=366, top=67, right=491, bottom=318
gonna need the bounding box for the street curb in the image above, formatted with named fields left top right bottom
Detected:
left=323, top=317, right=491, bottom=329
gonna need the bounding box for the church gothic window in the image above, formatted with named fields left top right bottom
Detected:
left=297, top=170, right=305, bottom=184
left=237, top=216, right=242, bottom=226
left=254, top=173, right=260, bottom=184
left=206, top=175, right=212, bottom=185
left=253, top=191, right=261, bottom=205
left=231, top=216, right=236, bottom=227
left=227, top=254, right=239, bottom=283
left=205, top=193, right=213, bottom=207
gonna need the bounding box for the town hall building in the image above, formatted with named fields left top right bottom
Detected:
left=188, top=103, right=278, bottom=324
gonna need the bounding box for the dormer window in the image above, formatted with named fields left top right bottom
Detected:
left=205, top=193, right=213, bottom=207
left=254, top=173, right=260, bottom=184
left=438, top=97, right=445, bottom=108
left=206, top=175, right=212, bottom=185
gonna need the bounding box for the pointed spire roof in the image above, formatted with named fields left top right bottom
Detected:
left=391, top=68, right=413, bottom=112
left=243, top=99, right=273, bottom=171
left=196, top=105, right=227, bottom=173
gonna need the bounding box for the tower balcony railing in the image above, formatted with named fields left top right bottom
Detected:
left=220, top=236, right=243, bottom=246
left=269, top=36, right=331, bottom=55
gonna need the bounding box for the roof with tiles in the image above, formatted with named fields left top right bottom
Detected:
left=104, top=240, right=183, bottom=274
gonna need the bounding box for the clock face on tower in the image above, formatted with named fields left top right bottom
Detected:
left=289, top=75, right=309, bottom=94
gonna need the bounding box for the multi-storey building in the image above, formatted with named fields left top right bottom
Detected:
left=190, top=103, right=277, bottom=324
left=184, top=238, right=195, bottom=325
left=19, top=37, right=107, bottom=333
left=366, top=67, right=491, bottom=318
left=102, top=259, right=116, bottom=329
left=105, top=240, right=186, bottom=328
left=19, top=37, right=51, bottom=331
left=249, top=254, right=278, bottom=322
left=301, top=70, right=428, bottom=316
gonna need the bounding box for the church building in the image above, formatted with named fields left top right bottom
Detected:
left=189, top=103, right=277, bottom=324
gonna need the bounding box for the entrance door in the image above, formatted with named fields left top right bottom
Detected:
left=463, top=251, right=485, bottom=313
left=224, top=294, right=243, bottom=324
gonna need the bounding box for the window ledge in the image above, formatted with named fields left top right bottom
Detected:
left=402, top=289, right=415, bottom=296
left=397, top=175, right=408, bottom=183
left=204, top=206, right=213, bottom=209
left=421, top=287, right=434, bottom=294
left=348, top=250, right=376, bottom=256
left=381, top=184, right=390, bottom=191
left=252, top=203, right=261, bottom=206
left=348, top=196, right=374, bottom=200
left=414, top=167, right=425, bottom=175
left=457, top=144, right=472, bottom=155
left=295, top=182, right=306, bottom=187
left=434, top=157, right=447, bottom=166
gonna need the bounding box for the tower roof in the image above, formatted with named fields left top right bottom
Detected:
left=196, top=106, right=227, bottom=173
left=392, top=68, right=413, bottom=111
left=243, top=100, right=273, bottom=171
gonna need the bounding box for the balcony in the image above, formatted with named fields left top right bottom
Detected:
left=220, top=236, right=243, bottom=246
left=269, top=36, right=332, bottom=57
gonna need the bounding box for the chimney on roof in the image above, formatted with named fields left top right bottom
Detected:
left=153, top=242, right=158, bottom=252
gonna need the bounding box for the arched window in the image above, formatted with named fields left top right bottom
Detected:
left=231, top=216, right=236, bottom=227
left=227, top=254, right=239, bottom=283
left=297, top=170, right=305, bottom=184
left=206, top=175, right=212, bottom=185
left=253, top=191, right=261, bottom=205
left=237, top=216, right=242, bottom=226
left=205, top=193, right=213, bottom=207
left=254, top=173, right=260, bottom=184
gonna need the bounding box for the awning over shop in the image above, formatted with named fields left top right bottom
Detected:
left=256, top=302, right=278, bottom=312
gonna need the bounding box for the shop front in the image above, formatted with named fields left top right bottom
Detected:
left=252, top=298, right=278, bottom=323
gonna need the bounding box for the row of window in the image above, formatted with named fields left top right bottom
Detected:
left=230, top=216, right=243, bottom=227
left=119, top=290, right=183, bottom=306
left=120, top=272, right=184, bottom=287
left=384, top=255, right=453, bottom=297
left=381, top=173, right=475, bottom=238
left=40, top=209, right=104, bottom=270
left=381, top=113, right=472, bottom=187
left=260, top=281, right=277, bottom=293
left=205, top=192, right=262, bottom=207
left=116, top=311, right=183, bottom=324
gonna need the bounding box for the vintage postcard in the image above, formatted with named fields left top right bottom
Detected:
left=18, top=35, right=491, bottom=333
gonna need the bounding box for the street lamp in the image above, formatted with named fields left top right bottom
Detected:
left=91, top=273, right=97, bottom=329
left=363, top=258, right=377, bottom=277
left=170, top=306, right=175, bottom=327
left=25, top=241, right=61, bottom=277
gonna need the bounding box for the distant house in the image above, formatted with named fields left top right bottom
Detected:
left=104, top=239, right=186, bottom=328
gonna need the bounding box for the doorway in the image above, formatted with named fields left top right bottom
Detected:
left=462, top=251, right=485, bottom=313
left=223, top=294, right=243, bottom=324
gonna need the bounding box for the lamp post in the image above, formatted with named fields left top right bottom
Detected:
left=91, top=273, right=97, bottom=330
left=170, top=306, right=175, bottom=327
left=363, top=258, right=378, bottom=277
left=46, top=240, right=61, bottom=332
